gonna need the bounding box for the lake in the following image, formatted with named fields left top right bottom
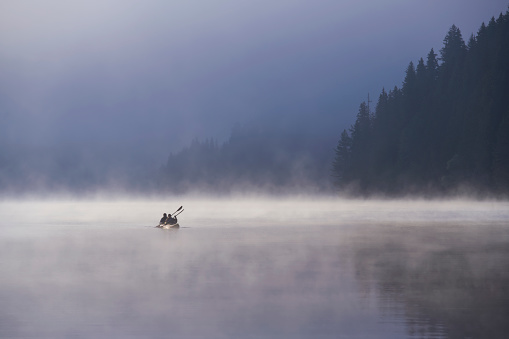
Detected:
left=0, top=198, right=508, bottom=338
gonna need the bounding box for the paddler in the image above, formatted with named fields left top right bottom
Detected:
left=165, top=213, right=177, bottom=225
left=159, top=213, right=167, bottom=225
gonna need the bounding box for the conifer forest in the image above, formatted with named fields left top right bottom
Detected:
left=332, top=12, right=509, bottom=196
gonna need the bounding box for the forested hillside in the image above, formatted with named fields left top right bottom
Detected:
left=158, top=124, right=333, bottom=194
left=333, top=10, right=509, bottom=196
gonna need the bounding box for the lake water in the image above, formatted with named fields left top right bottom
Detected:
left=0, top=198, right=508, bottom=339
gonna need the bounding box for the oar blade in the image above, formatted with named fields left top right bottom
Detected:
left=171, top=206, right=183, bottom=215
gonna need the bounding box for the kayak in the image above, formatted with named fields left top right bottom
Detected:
left=157, top=207, right=183, bottom=229
left=157, top=223, right=180, bottom=229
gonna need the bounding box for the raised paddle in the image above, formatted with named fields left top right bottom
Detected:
left=171, top=206, right=183, bottom=215
left=173, top=209, right=184, bottom=217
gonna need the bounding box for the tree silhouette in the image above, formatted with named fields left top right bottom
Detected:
left=333, top=9, right=509, bottom=196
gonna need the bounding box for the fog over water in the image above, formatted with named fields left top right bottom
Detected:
left=1, top=198, right=508, bottom=338
left=1, top=0, right=508, bottom=194
left=1, top=2, right=508, bottom=337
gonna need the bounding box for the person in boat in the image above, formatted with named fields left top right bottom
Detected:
left=165, top=213, right=178, bottom=225
left=159, top=213, right=167, bottom=225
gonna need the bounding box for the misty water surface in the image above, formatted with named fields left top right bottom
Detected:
left=0, top=198, right=508, bottom=339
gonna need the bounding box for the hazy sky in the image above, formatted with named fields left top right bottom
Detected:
left=1, top=0, right=507, bottom=164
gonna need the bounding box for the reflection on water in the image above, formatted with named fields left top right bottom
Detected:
left=351, top=223, right=509, bottom=339
left=0, top=199, right=507, bottom=338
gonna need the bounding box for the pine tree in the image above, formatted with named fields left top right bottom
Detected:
left=416, top=58, right=426, bottom=81
left=348, top=102, right=373, bottom=190
left=402, top=61, right=418, bottom=111
left=332, top=129, right=352, bottom=186
left=426, top=48, right=439, bottom=81
left=350, top=102, right=371, bottom=151
left=440, top=24, right=467, bottom=67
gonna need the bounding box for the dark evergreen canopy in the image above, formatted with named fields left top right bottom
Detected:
left=332, top=9, right=509, bottom=196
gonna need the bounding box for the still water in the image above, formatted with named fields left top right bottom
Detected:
left=0, top=198, right=508, bottom=339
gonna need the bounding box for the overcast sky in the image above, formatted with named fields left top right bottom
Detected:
left=1, top=0, right=507, bottom=165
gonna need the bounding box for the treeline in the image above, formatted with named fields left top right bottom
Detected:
left=158, top=124, right=333, bottom=194
left=333, top=10, right=509, bottom=196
